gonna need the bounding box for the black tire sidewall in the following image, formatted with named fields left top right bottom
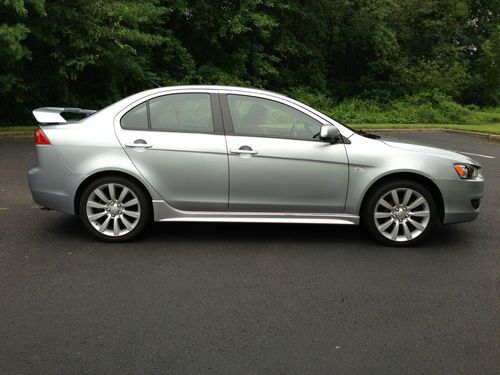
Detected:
left=79, top=176, right=151, bottom=242
left=362, top=180, right=438, bottom=246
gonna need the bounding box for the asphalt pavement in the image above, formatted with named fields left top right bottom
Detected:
left=0, top=131, right=499, bottom=374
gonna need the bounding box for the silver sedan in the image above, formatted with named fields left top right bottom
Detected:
left=28, top=86, right=484, bottom=245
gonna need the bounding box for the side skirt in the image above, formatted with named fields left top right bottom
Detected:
left=152, top=200, right=359, bottom=225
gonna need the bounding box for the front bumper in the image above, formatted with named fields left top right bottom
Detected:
left=434, top=176, right=484, bottom=224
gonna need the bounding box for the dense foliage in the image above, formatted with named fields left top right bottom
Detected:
left=0, top=0, right=499, bottom=124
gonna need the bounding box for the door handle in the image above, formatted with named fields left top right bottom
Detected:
left=230, top=149, right=258, bottom=155
left=230, top=145, right=258, bottom=155
left=125, top=140, right=153, bottom=148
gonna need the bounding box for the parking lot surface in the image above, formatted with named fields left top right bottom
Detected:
left=0, top=131, right=499, bottom=374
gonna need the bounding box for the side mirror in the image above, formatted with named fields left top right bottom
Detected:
left=320, top=124, right=341, bottom=143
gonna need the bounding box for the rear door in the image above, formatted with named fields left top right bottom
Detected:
left=114, top=90, right=228, bottom=211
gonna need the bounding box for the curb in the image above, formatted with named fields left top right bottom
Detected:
left=442, top=129, right=500, bottom=142
left=358, top=128, right=500, bottom=142
left=0, top=128, right=499, bottom=142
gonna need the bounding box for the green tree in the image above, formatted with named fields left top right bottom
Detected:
left=0, top=0, right=499, bottom=125
left=0, top=0, right=44, bottom=120
left=462, top=0, right=500, bottom=105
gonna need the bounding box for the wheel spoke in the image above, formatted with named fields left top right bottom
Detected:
left=377, top=218, right=394, bottom=232
left=123, top=198, right=138, bottom=207
left=402, top=189, right=413, bottom=206
left=120, top=216, right=134, bottom=231
left=94, top=188, right=108, bottom=202
left=113, top=218, right=120, bottom=236
left=375, top=212, right=392, bottom=219
left=87, top=200, right=105, bottom=209
left=408, top=218, right=426, bottom=231
left=99, top=216, right=111, bottom=232
left=123, top=210, right=140, bottom=219
left=402, top=222, right=412, bottom=240
left=390, top=221, right=400, bottom=240
left=378, top=198, right=393, bottom=210
left=391, top=190, right=400, bottom=205
left=118, top=187, right=129, bottom=202
left=410, top=210, right=430, bottom=218
left=88, top=211, right=107, bottom=221
left=108, top=184, right=116, bottom=200
left=408, top=196, right=425, bottom=210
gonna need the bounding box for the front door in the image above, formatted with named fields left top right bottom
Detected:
left=222, top=94, right=349, bottom=213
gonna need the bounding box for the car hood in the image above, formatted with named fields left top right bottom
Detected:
left=382, top=139, right=480, bottom=166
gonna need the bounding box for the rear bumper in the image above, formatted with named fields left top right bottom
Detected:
left=28, top=166, right=77, bottom=215
left=27, top=144, right=86, bottom=215
left=434, top=177, right=484, bottom=224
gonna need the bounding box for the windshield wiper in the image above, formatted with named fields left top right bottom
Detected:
left=357, top=129, right=381, bottom=139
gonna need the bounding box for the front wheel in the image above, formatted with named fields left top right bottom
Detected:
left=79, top=176, right=151, bottom=242
left=362, top=180, right=438, bottom=246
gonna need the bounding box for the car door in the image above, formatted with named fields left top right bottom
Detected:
left=221, top=93, right=349, bottom=213
left=114, top=91, right=228, bottom=211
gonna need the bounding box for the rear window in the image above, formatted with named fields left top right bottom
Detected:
left=149, top=94, right=214, bottom=133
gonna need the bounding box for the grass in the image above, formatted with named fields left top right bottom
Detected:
left=0, top=125, right=36, bottom=133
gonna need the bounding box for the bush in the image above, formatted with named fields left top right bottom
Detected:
left=289, top=89, right=499, bottom=124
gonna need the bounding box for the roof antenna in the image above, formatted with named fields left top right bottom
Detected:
left=150, top=79, right=161, bottom=88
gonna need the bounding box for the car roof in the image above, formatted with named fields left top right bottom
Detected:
left=144, top=85, right=289, bottom=99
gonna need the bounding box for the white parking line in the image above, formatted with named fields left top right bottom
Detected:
left=459, top=151, right=495, bottom=159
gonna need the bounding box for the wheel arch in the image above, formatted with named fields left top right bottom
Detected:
left=359, top=172, right=445, bottom=223
left=74, top=170, right=153, bottom=216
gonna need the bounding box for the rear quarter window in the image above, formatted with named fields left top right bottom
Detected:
left=121, top=102, right=148, bottom=130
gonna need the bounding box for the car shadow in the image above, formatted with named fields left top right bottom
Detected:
left=145, top=220, right=466, bottom=251
left=44, top=214, right=90, bottom=240
left=149, top=221, right=368, bottom=244
left=43, top=213, right=467, bottom=251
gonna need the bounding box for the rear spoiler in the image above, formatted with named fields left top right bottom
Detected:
left=32, top=107, right=97, bottom=124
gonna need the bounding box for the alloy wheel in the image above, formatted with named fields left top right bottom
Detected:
left=85, top=183, right=141, bottom=237
left=373, top=188, right=431, bottom=242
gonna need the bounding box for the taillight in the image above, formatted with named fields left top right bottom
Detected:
left=35, top=128, right=51, bottom=145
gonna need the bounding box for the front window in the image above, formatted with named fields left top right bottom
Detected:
left=227, top=95, right=323, bottom=140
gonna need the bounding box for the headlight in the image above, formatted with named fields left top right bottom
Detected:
left=454, top=163, right=479, bottom=179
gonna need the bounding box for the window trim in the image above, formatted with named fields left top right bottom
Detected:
left=220, top=93, right=327, bottom=143
left=119, top=92, right=223, bottom=135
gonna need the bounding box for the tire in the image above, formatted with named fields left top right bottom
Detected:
left=79, top=176, right=152, bottom=242
left=362, top=180, right=438, bottom=246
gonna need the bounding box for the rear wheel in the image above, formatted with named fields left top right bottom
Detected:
left=79, top=176, right=151, bottom=242
left=362, top=180, right=438, bottom=246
